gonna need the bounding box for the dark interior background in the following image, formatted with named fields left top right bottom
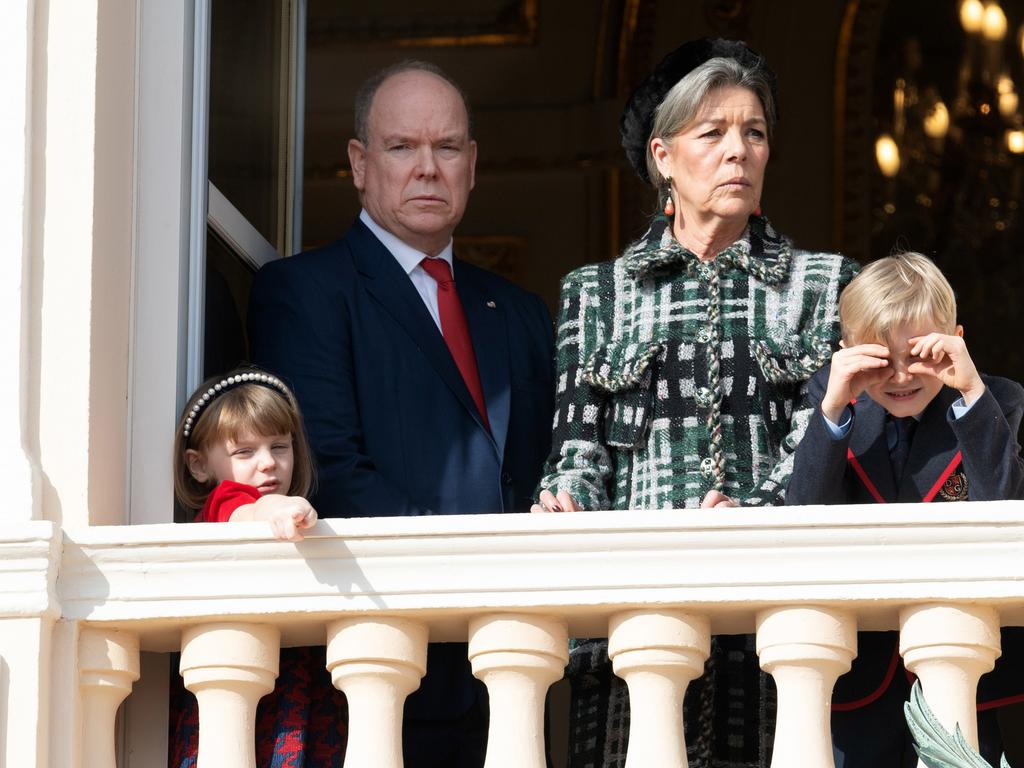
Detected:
left=205, top=0, right=1024, bottom=385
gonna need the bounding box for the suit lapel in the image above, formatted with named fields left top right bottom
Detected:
left=348, top=222, right=484, bottom=429
left=900, top=387, right=960, bottom=501
left=456, top=259, right=509, bottom=456
left=850, top=398, right=899, bottom=501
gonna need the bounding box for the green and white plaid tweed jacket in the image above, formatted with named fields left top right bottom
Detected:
left=539, top=213, right=859, bottom=510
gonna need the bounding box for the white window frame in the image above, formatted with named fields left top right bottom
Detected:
left=127, top=0, right=305, bottom=527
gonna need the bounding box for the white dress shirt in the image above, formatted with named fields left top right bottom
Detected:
left=359, top=209, right=453, bottom=332
left=823, top=396, right=977, bottom=442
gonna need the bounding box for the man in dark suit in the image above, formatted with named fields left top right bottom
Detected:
left=248, top=60, right=555, bottom=768
left=786, top=252, right=1024, bottom=768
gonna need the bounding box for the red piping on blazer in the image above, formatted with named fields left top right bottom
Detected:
left=836, top=446, right=967, bottom=711
left=832, top=645, right=900, bottom=712
left=845, top=450, right=962, bottom=504
left=978, top=693, right=1024, bottom=711
left=922, top=452, right=963, bottom=502
left=846, top=449, right=886, bottom=504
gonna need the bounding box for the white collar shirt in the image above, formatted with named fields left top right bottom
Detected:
left=359, top=208, right=453, bottom=332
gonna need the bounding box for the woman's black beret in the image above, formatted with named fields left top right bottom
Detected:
left=619, top=38, right=779, bottom=184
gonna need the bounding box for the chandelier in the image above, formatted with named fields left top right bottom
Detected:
left=876, top=1, right=1023, bottom=174
left=872, top=0, right=1024, bottom=242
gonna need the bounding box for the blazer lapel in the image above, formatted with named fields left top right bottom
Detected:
left=348, top=222, right=483, bottom=426
left=456, top=260, right=509, bottom=456
left=900, top=387, right=960, bottom=501
left=850, top=398, right=899, bottom=502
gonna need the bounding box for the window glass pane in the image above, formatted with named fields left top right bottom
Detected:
left=208, top=0, right=284, bottom=248
left=204, top=226, right=254, bottom=379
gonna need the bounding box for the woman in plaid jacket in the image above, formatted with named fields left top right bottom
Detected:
left=534, top=39, right=858, bottom=768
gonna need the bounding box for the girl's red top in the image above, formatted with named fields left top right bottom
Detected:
left=196, top=480, right=261, bottom=523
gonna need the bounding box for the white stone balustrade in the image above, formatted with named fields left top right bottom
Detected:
left=608, top=610, right=710, bottom=768
left=326, top=616, right=428, bottom=768
left=79, top=627, right=140, bottom=768
left=757, top=607, right=856, bottom=768
left=180, top=622, right=280, bottom=768
left=0, top=503, right=1014, bottom=767
left=469, top=613, right=569, bottom=768
left=900, top=603, right=1002, bottom=761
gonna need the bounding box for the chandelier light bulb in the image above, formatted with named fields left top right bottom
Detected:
left=982, top=2, right=1007, bottom=41
left=1006, top=129, right=1024, bottom=154
left=875, top=134, right=901, bottom=177
left=960, top=0, right=985, bottom=33
left=996, top=75, right=1018, bottom=117
left=1000, top=91, right=1019, bottom=117
left=923, top=101, right=950, bottom=138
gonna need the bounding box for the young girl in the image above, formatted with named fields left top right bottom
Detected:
left=169, top=367, right=348, bottom=767
left=173, top=367, right=318, bottom=538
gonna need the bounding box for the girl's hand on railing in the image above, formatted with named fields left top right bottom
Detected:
left=232, top=494, right=318, bottom=541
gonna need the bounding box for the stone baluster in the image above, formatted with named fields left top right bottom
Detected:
left=326, top=617, right=428, bottom=768
left=79, top=627, right=140, bottom=768
left=756, top=607, right=856, bottom=768
left=468, top=613, right=568, bottom=768
left=608, top=610, right=711, bottom=768
left=180, top=622, right=280, bottom=768
left=900, top=603, right=1000, bottom=759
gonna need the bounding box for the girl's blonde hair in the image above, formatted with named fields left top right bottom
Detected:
left=839, top=252, right=957, bottom=345
left=173, top=367, right=315, bottom=511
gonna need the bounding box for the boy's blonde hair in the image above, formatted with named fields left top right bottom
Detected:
left=173, top=368, right=315, bottom=511
left=839, top=252, right=957, bottom=344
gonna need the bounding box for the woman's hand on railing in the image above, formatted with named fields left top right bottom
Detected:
left=531, top=489, right=580, bottom=513
left=700, top=489, right=738, bottom=508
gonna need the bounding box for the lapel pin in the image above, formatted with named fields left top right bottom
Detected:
left=486, top=300, right=497, bottom=309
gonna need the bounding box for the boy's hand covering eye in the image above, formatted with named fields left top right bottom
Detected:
left=821, top=344, right=891, bottom=424
left=906, top=333, right=986, bottom=405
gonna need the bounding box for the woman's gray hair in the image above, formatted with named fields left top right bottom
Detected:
left=645, top=56, right=777, bottom=187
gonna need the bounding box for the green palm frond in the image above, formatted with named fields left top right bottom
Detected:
left=903, top=680, right=1008, bottom=768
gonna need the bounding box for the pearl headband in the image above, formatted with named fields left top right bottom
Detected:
left=182, top=371, right=294, bottom=440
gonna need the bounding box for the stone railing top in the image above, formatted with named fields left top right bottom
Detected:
left=38, top=501, right=1024, bottom=649
left=0, top=520, right=60, bottom=620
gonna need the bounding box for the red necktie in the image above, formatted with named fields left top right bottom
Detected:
left=419, top=258, right=490, bottom=429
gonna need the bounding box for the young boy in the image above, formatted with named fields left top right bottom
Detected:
left=787, top=251, right=1024, bottom=767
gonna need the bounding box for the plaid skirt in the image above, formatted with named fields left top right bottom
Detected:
left=567, top=634, right=775, bottom=768
left=169, top=646, right=348, bottom=768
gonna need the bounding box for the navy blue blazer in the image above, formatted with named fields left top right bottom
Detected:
left=788, top=366, right=1024, bottom=711
left=248, top=218, right=555, bottom=718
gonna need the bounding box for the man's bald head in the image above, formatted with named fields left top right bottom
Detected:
left=353, top=60, right=474, bottom=146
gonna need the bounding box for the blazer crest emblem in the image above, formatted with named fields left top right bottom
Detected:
left=938, top=468, right=968, bottom=502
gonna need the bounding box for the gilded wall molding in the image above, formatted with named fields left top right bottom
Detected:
left=307, top=0, right=539, bottom=48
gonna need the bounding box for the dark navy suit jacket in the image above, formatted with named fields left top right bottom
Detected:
left=248, top=218, right=555, bottom=719
left=788, top=366, right=1024, bottom=711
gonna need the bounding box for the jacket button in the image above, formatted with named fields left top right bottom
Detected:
left=696, top=327, right=713, bottom=344
left=501, top=471, right=513, bottom=485
left=695, top=387, right=712, bottom=408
